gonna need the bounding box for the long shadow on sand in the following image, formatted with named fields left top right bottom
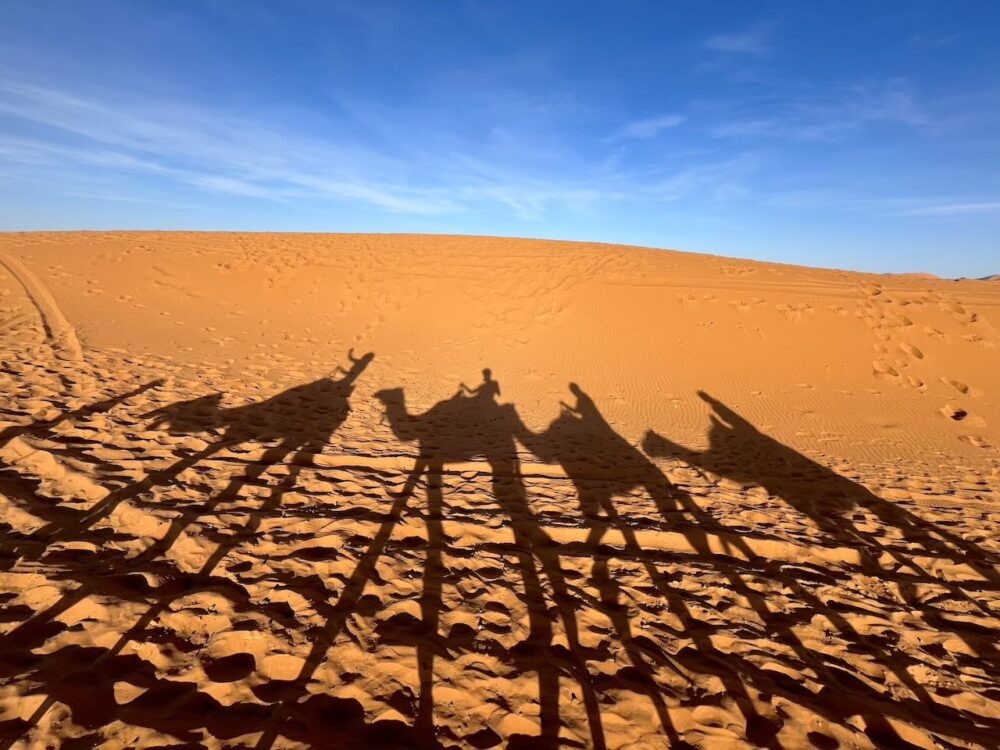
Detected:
left=522, top=384, right=778, bottom=749
left=0, top=351, right=388, bottom=748
left=1, top=374, right=998, bottom=748
left=373, top=373, right=607, bottom=750
left=644, top=390, right=1000, bottom=745
left=0, top=379, right=165, bottom=539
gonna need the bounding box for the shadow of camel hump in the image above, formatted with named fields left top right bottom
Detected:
left=146, top=348, right=375, bottom=448
left=643, top=390, right=863, bottom=521
left=24, top=349, right=376, bottom=549
left=522, top=383, right=777, bottom=748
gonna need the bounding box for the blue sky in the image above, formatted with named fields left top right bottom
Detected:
left=1, top=1, right=998, bottom=276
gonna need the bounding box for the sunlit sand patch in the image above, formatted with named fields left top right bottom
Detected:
left=0, top=232, right=997, bottom=749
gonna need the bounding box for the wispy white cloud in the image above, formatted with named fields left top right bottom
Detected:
left=641, top=155, right=758, bottom=202
left=705, top=23, right=774, bottom=56
left=910, top=31, right=962, bottom=48
left=0, top=74, right=756, bottom=219
left=614, top=114, right=685, bottom=140
left=709, top=79, right=930, bottom=142
left=895, top=201, right=1000, bottom=216
left=0, top=79, right=465, bottom=215
left=766, top=190, right=1000, bottom=219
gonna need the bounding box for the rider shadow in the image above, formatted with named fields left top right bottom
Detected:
left=135, top=350, right=376, bottom=568
left=643, top=390, right=1000, bottom=604
left=5, top=371, right=996, bottom=748
left=31, top=351, right=374, bottom=552
left=524, top=383, right=778, bottom=749
left=362, top=377, right=787, bottom=748
left=371, top=371, right=611, bottom=750
left=643, top=390, right=1000, bottom=744
left=525, top=384, right=998, bottom=748
left=9, top=350, right=375, bottom=638
left=251, top=371, right=520, bottom=750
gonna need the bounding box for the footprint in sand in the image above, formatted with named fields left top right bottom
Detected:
left=940, top=404, right=968, bottom=421
left=872, top=359, right=899, bottom=378
left=940, top=377, right=971, bottom=395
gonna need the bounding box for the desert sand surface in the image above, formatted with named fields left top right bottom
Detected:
left=0, top=231, right=997, bottom=750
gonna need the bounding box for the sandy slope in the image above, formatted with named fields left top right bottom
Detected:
left=0, top=231, right=997, bottom=749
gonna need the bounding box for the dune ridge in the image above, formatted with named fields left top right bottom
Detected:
left=0, top=232, right=997, bottom=749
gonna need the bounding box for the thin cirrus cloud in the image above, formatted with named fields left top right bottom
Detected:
left=0, top=76, right=753, bottom=221
left=704, top=22, right=775, bottom=55
left=708, top=80, right=931, bottom=142
left=614, top=114, right=686, bottom=140
left=641, top=155, right=758, bottom=202
left=896, top=201, right=1000, bottom=216
left=0, top=79, right=522, bottom=216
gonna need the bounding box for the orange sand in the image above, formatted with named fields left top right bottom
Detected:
left=0, top=231, right=997, bottom=749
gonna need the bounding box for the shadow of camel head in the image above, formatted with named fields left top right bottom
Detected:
left=374, top=387, right=403, bottom=404
left=374, top=387, right=416, bottom=440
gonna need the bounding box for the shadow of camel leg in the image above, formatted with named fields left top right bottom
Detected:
left=587, top=493, right=684, bottom=747
left=135, top=442, right=291, bottom=566
left=254, top=475, right=416, bottom=749
left=251, top=446, right=425, bottom=749
left=392, top=457, right=429, bottom=499
left=489, top=456, right=606, bottom=750
left=417, top=460, right=446, bottom=738
left=0, top=439, right=237, bottom=647
left=0, top=437, right=310, bottom=743
left=36, top=439, right=234, bottom=548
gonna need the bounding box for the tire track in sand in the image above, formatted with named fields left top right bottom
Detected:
left=0, top=250, right=82, bottom=361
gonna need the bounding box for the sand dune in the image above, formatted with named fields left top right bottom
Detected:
left=0, top=231, right=997, bottom=749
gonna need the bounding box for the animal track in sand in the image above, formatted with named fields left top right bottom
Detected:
left=960, top=434, right=993, bottom=449
left=941, top=377, right=971, bottom=395
left=940, top=404, right=968, bottom=421
left=855, top=283, right=995, bottom=422
left=775, top=302, right=813, bottom=321
left=872, top=359, right=899, bottom=378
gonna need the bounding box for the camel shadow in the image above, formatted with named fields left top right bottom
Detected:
left=259, top=378, right=1000, bottom=749
left=523, top=383, right=781, bottom=749
left=3, top=373, right=998, bottom=749
left=643, top=390, right=1000, bottom=606
left=0, top=351, right=377, bottom=748
left=643, top=390, right=1000, bottom=744
left=369, top=372, right=618, bottom=750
